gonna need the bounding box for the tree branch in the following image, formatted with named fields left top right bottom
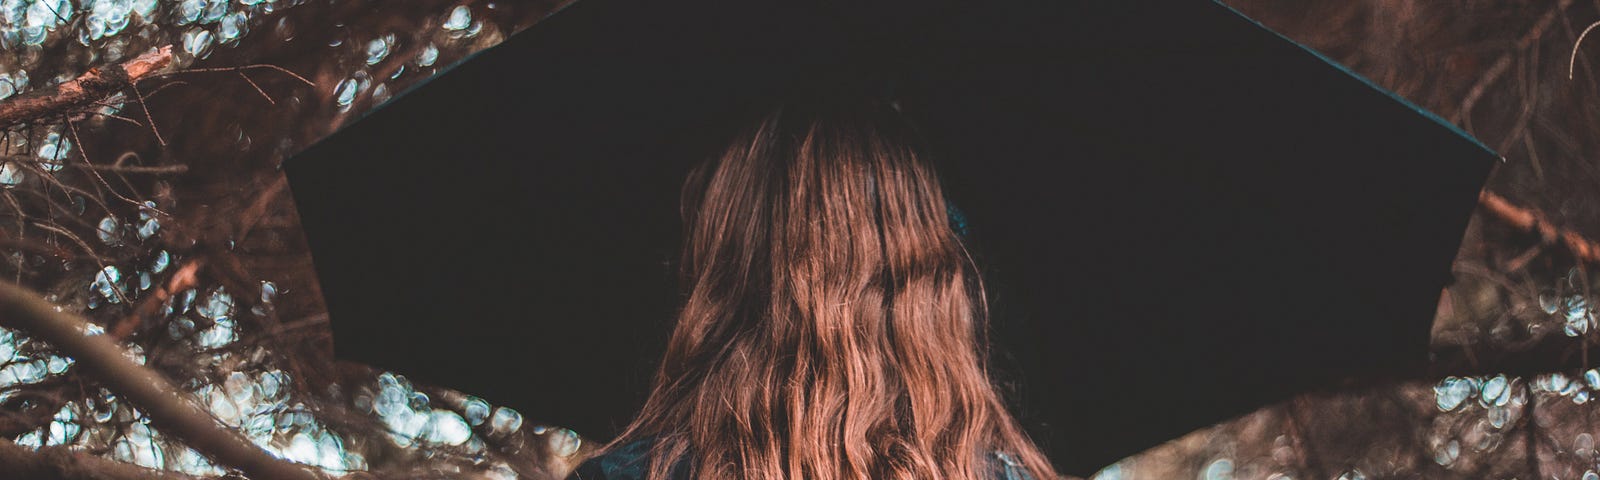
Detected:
left=0, top=47, right=172, bottom=130
left=1477, top=189, right=1600, bottom=265
left=0, top=280, right=324, bottom=480
left=111, top=260, right=201, bottom=340
left=1453, top=0, right=1571, bottom=126
left=0, top=438, right=199, bottom=480
left=0, top=156, right=187, bottom=175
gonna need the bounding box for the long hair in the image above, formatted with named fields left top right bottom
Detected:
left=601, top=99, right=1058, bottom=480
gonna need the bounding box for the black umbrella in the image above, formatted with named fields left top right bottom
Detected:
left=284, top=0, right=1497, bottom=475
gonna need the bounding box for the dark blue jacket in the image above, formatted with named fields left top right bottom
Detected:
left=566, top=440, right=1036, bottom=480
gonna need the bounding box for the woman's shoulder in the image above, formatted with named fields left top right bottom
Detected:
left=989, top=451, right=1037, bottom=480
left=566, top=439, right=677, bottom=480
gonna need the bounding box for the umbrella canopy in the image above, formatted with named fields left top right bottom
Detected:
left=284, top=0, right=1497, bottom=475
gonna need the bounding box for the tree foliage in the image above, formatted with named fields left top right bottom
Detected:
left=0, top=0, right=581, bottom=478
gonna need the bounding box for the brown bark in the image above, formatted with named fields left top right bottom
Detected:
left=0, top=46, right=172, bottom=130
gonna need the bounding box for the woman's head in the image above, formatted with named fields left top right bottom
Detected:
left=610, top=99, right=1056, bottom=479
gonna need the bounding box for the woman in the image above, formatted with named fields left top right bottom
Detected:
left=567, top=98, right=1059, bottom=480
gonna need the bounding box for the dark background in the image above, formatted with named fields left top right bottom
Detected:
left=286, top=0, right=1496, bottom=475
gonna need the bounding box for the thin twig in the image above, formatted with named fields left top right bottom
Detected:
left=127, top=81, right=165, bottom=147
left=66, top=117, right=157, bottom=212
left=1572, top=19, right=1600, bottom=79
left=2, top=190, right=23, bottom=284
left=143, top=64, right=315, bottom=87
left=140, top=80, right=188, bottom=100
left=1497, top=55, right=1539, bottom=153
left=236, top=176, right=288, bottom=242
left=80, top=110, right=144, bottom=127
left=237, top=71, right=275, bottom=105
left=11, top=159, right=115, bottom=216
left=27, top=221, right=130, bottom=306
left=266, top=313, right=330, bottom=336
left=8, top=189, right=102, bottom=232
left=1456, top=0, right=1571, bottom=125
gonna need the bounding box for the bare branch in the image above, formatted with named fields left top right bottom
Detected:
left=27, top=221, right=129, bottom=305
left=111, top=260, right=201, bottom=340
left=0, top=156, right=186, bottom=175
left=146, top=64, right=316, bottom=87
left=0, top=47, right=173, bottom=131
left=1572, top=19, right=1600, bottom=79
left=66, top=117, right=156, bottom=211
left=1478, top=190, right=1600, bottom=265
left=237, top=72, right=276, bottom=105
left=127, top=81, right=166, bottom=146
left=0, top=280, right=326, bottom=480
left=1454, top=0, right=1570, bottom=125
left=236, top=176, right=288, bottom=242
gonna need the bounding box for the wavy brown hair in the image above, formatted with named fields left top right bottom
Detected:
left=599, top=100, right=1058, bottom=480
